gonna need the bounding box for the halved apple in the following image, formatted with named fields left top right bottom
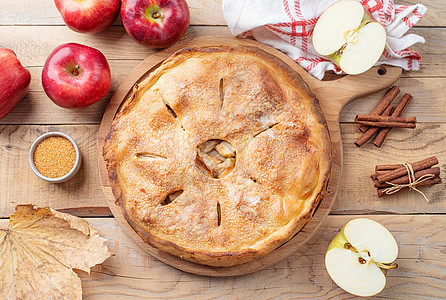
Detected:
left=325, top=218, right=398, bottom=297
left=312, top=0, right=386, bottom=75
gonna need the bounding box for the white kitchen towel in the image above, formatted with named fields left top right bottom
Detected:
left=222, top=0, right=427, bottom=79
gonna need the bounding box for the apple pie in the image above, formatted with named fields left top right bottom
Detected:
left=103, top=45, right=331, bottom=267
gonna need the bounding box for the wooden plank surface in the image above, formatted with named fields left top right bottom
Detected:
left=0, top=0, right=443, bottom=27
left=79, top=215, right=446, bottom=298
left=340, top=77, right=446, bottom=123
left=0, top=26, right=232, bottom=67
left=2, top=215, right=443, bottom=298
left=0, top=31, right=446, bottom=80
left=0, top=0, right=226, bottom=26
left=0, top=125, right=104, bottom=217
left=0, top=27, right=444, bottom=68
left=0, top=26, right=445, bottom=125
left=0, top=124, right=444, bottom=218
left=2, top=77, right=446, bottom=125
left=0, top=0, right=445, bottom=297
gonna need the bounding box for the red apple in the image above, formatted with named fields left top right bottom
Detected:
left=121, top=0, right=190, bottom=48
left=0, top=48, right=31, bottom=119
left=42, top=43, right=111, bottom=109
left=54, top=0, right=121, bottom=33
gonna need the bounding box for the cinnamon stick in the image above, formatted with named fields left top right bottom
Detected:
left=359, top=86, right=400, bottom=132
left=355, top=120, right=416, bottom=128
left=374, top=93, right=413, bottom=147
left=373, top=167, right=441, bottom=188
left=375, top=164, right=402, bottom=171
left=376, top=156, right=439, bottom=184
left=355, top=104, right=394, bottom=147
left=377, top=176, right=442, bottom=197
left=371, top=164, right=402, bottom=180
left=371, top=169, right=395, bottom=181
left=356, top=115, right=416, bottom=123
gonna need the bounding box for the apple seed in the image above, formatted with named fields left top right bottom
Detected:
left=344, top=242, right=357, bottom=252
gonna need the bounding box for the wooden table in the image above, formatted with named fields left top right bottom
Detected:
left=1, top=0, right=445, bottom=298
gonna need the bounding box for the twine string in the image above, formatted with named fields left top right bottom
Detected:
left=383, top=162, right=435, bottom=202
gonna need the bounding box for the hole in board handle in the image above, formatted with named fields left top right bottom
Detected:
left=377, top=66, right=387, bottom=76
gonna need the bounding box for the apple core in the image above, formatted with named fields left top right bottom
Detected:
left=344, top=29, right=358, bottom=44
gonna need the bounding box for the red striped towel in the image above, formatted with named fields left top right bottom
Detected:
left=223, top=0, right=427, bottom=79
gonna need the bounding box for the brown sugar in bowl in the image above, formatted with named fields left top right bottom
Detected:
left=29, top=132, right=82, bottom=183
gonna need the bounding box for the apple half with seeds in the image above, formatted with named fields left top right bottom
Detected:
left=312, top=0, right=386, bottom=75
left=325, top=218, right=398, bottom=297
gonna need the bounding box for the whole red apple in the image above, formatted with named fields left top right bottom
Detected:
left=121, top=0, right=190, bottom=48
left=42, top=43, right=111, bottom=109
left=0, top=48, right=31, bottom=119
left=54, top=0, right=121, bottom=33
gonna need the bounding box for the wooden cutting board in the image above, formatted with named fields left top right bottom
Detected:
left=97, top=36, right=401, bottom=277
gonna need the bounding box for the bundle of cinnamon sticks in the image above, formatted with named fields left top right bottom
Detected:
left=371, top=156, right=442, bottom=198
left=355, top=86, right=416, bottom=147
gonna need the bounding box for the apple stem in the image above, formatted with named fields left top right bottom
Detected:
left=152, top=12, right=161, bottom=19
left=376, top=262, right=398, bottom=270
left=72, top=65, right=80, bottom=76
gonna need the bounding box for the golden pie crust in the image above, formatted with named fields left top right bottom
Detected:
left=103, top=45, right=331, bottom=267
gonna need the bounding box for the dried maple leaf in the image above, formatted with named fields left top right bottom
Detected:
left=0, top=205, right=112, bottom=299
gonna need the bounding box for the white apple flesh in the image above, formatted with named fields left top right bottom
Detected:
left=325, top=218, right=398, bottom=297
left=339, top=22, right=386, bottom=75
left=313, top=0, right=387, bottom=75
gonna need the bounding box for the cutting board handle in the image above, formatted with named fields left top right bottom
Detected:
left=306, top=65, right=402, bottom=118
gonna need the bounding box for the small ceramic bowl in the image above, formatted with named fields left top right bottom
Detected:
left=29, top=132, right=82, bottom=183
